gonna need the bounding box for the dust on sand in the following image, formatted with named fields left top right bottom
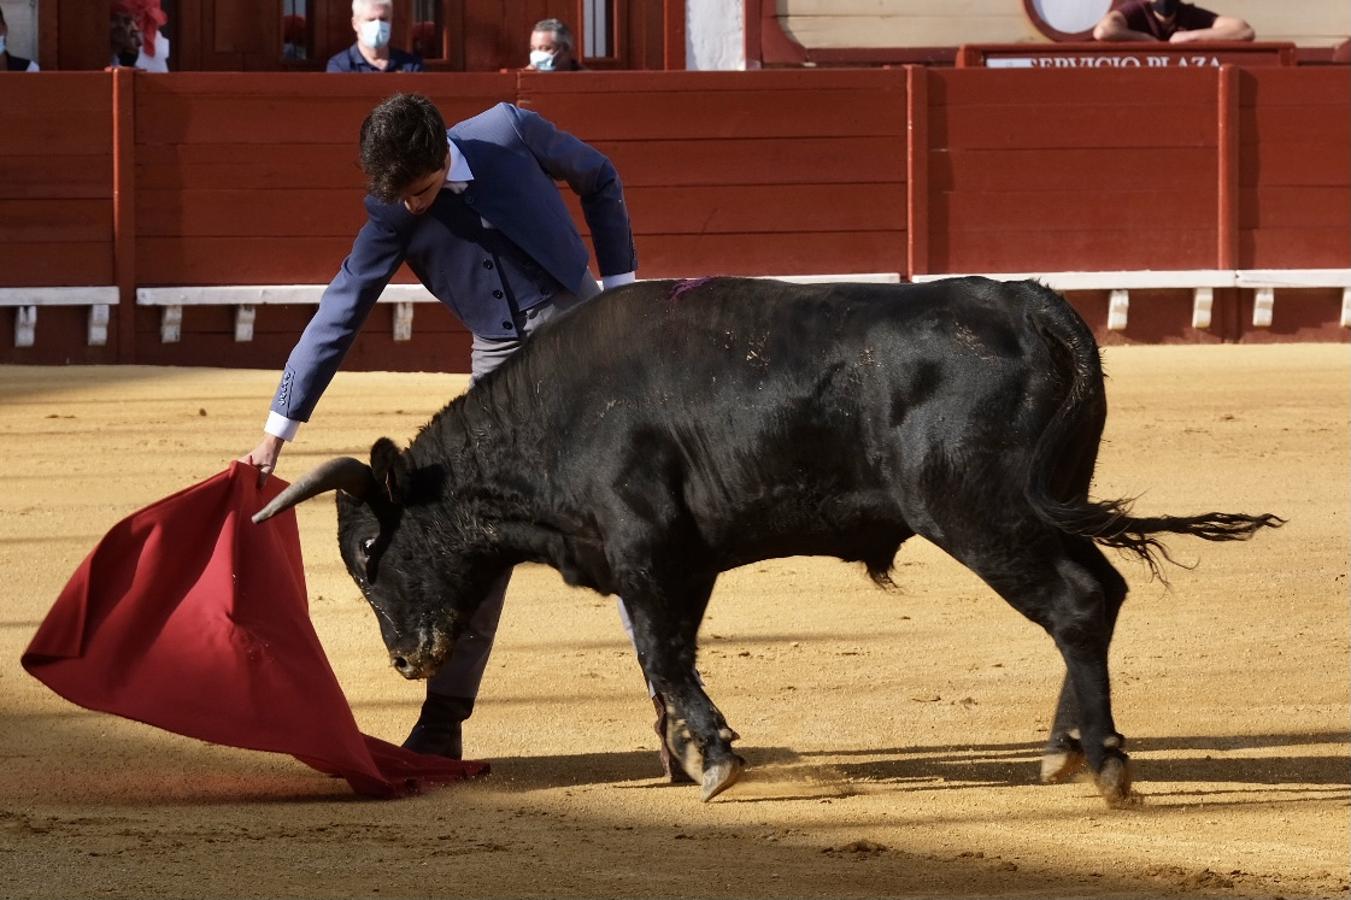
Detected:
left=1, top=343, right=1346, bottom=899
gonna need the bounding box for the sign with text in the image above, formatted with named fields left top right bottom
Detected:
left=957, top=42, right=1296, bottom=68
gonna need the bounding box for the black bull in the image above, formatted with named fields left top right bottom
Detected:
left=255, top=276, right=1280, bottom=805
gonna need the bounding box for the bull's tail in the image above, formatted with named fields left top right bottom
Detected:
left=1020, top=282, right=1283, bottom=578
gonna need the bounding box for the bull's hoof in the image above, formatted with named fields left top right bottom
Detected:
left=700, top=754, right=745, bottom=802
left=1094, top=755, right=1141, bottom=808
left=1040, top=747, right=1086, bottom=783
left=661, top=711, right=705, bottom=785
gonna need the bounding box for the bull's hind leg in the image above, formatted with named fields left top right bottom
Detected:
left=952, top=539, right=1137, bottom=808
left=622, top=575, right=744, bottom=801
left=1041, top=538, right=1130, bottom=785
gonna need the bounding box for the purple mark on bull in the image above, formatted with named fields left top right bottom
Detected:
left=669, top=277, right=714, bottom=301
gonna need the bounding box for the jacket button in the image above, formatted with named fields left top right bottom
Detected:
left=501, top=321, right=512, bottom=330
left=483, top=260, right=494, bottom=269
left=492, top=289, right=503, bottom=299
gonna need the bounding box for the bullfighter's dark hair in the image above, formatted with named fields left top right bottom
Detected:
left=359, top=93, right=448, bottom=203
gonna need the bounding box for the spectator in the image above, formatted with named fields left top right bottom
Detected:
left=238, top=94, right=704, bottom=781
left=127, top=0, right=170, bottom=72
left=109, top=4, right=142, bottom=68
left=327, top=0, right=423, bottom=73
left=0, top=7, right=40, bottom=71
left=283, top=14, right=307, bottom=60
left=1093, top=0, right=1255, bottom=42
left=527, top=18, right=584, bottom=71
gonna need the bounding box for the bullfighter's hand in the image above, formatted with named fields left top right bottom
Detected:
left=240, top=434, right=285, bottom=487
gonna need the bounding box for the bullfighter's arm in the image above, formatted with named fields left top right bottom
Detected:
left=508, top=105, right=637, bottom=285
left=265, top=201, right=408, bottom=439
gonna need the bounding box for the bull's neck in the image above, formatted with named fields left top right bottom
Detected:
left=411, top=388, right=606, bottom=588
left=413, top=387, right=551, bottom=552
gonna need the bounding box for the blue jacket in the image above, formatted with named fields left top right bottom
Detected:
left=271, top=102, right=637, bottom=423
left=325, top=43, right=424, bottom=72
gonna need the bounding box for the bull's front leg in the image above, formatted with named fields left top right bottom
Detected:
left=623, top=579, right=744, bottom=801
left=654, top=676, right=742, bottom=801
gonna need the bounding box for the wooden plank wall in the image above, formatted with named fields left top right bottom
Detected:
left=0, top=74, right=114, bottom=360
left=130, top=72, right=514, bottom=368
left=1, top=67, right=1347, bottom=366
left=1228, top=66, right=1350, bottom=343
left=0, top=74, right=113, bottom=288
left=518, top=70, right=908, bottom=278
left=925, top=67, right=1220, bottom=274
left=1238, top=67, right=1350, bottom=268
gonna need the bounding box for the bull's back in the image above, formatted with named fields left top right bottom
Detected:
left=475, top=277, right=1081, bottom=571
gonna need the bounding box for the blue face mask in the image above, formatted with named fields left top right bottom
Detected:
left=529, top=49, right=557, bottom=71
left=0, top=35, right=7, bottom=56
left=358, top=19, right=391, bottom=49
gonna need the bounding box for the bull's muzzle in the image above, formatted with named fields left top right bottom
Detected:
left=388, top=625, right=454, bottom=680
left=391, top=652, right=436, bottom=679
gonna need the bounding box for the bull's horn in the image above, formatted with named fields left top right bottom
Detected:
left=252, top=456, right=378, bottom=524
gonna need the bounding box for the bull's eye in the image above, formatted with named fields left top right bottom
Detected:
left=360, top=537, right=376, bottom=558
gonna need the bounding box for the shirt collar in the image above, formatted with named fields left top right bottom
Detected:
left=445, top=138, right=474, bottom=185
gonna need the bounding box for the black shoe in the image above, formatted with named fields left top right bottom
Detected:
left=402, top=694, right=473, bottom=759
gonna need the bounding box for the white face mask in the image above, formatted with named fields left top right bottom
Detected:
left=358, top=19, right=391, bottom=49
left=529, top=49, right=557, bottom=71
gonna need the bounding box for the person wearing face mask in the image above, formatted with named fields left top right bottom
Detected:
left=0, top=7, right=41, bottom=71
left=526, top=18, right=585, bottom=72
left=327, top=0, right=424, bottom=73
left=109, top=5, right=143, bottom=69
left=1093, top=0, right=1254, bottom=42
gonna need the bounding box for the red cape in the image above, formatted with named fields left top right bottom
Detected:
left=21, top=462, right=488, bottom=798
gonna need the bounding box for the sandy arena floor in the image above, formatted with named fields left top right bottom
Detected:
left=0, top=343, right=1347, bottom=899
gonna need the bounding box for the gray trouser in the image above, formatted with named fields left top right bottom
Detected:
left=467, top=277, right=599, bottom=382
left=427, top=278, right=605, bottom=703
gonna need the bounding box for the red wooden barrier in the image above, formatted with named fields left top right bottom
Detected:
left=1237, top=67, right=1350, bottom=269
left=1, top=67, right=1347, bottom=367
left=134, top=73, right=515, bottom=287
left=0, top=74, right=113, bottom=287
left=926, top=67, right=1222, bottom=273
left=519, top=70, right=908, bottom=277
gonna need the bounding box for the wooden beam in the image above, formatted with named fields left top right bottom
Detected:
left=38, top=0, right=59, bottom=70
left=112, top=67, right=137, bottom=363
left=663, top=0, right=685, bottom=70
left=906, top=65, right=928, bottom=280
left=1217, top=65, right=1240, bottom=269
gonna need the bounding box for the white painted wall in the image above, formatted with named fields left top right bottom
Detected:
left=0, top=0, right=38, bottom=62
left=778, top=0, right=1350, bottom=49
left=686, top=0, right=745, bottom=70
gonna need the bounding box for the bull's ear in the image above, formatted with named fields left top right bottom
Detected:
left=369, top=437, right=409, bottom=504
